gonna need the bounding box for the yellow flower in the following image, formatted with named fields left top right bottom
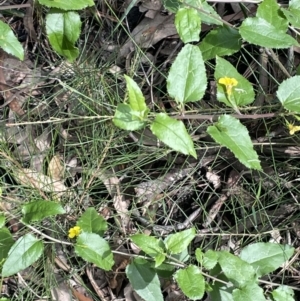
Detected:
left=218, top=77, right=238, bottom=96
left=68, top=226, right=81, bottom=238
left=287, top=122, right=300, bottom=135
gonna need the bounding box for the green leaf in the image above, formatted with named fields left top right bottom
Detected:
left=207, top=115, right=261, bottom=170
left=150, top=113, right=196, bottom=158
left=167, top=44, right=207, bottom=103
left=239, top=242, right=294, bottom=277
left=164, top=228, right=196, bottom=254
left=124, top=75, right=149, bottom=115
left=0, top=20, right=24, bottom=60
left=203, top=249, right=218, bottom=270
left=131, top=234, right=165, bottom=258
left=113, top=103, right=146, bottom=131
left=2, top=234, right=43, bottom=277
left=77, top=207, right=107, bottom=237
left=0, top=214, right=5, bottom=228
left=0, top=228, right=14, bottom=263
left=21, top=200, right=65, bottom=224
left=239, top=17, right=298, bottom=49
left=175, top=8, right=201, bottom=43
left=217, top=251, right=257, bottom=288
left=209, top=265, right=234, bottom=301
left=277, top=76, right=300, bottom=113
left=272, top=286, right=295, bottom=301
left=37, top=0, right=94, bottom=10
left=172, top=248, right=190, bottom=263
left=154, top=253, right=166, bottom=267
left=75, top=233, right=114, bottom=271
left=232, top=283, right=267, bottom=301
left=162, top=0, right=180, bottom=13
left=174, top=265, right=205, bottom=300
left=46, top=10, right=81, bottom=62
left=194, top=0, right=222, bottom=26
left=195, top=248, right=203, bottom=264
left=257, top=0, right=288, bottom=31
left=200, top=26, right=242, bottom=61
left=281, top=8, right=300, bottom=28
left=215, top=56, right=255, bottom=107
left=126, top=258, right=163, bottom=301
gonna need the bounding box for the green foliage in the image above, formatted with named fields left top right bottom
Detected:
left=277, top=76, right=300, bottom=113
left=215, top=57, right=255, bottom=107
left=21, top=200, right=65, bottom=224
left=164, top=227, right=196, bottom=254
left=239, top=17, right=298, bottom=49
left=126, top=258, right=164, bottom=301
left=75, top=233, right=114, bottom=271
left=76, top=207, right=107, bottom=236
left=174, top=265, right=205, bottom=300
left=37, top=0, right=94, bottom=10
left=239, top=242, right=295, bottom=277
left=2, top=234, right=43, bottom=277
left=200, top=26, right=242, bottom=61
left=175, top=8, right=201, bottom=43
left=0, top=214, right=5, bottom=228
left=46, top=10, right=81, bottom=62
left=0, top=228, right=14, bottom=264
left=150, top=113, right=197, bottom=158
left=207, top=115, right=262, bottom=170
left=0, top=21, right=24, bottom=60
left=167, top=44, right=207, bottom=103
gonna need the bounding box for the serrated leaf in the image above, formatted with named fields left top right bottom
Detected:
left=46, top=10, right=81, bottom=62
left=195, top=248, right=203, bottom=264
left=77, top=207, right=107, bottom=237
left=239, top=242, right=294, bottom=277
left=154, top=253, right=166, bottom=267
left=239, top=17, right=298, bottom=48
left=181, top=0, right=222, bottom=25
left=0, top=228, right=14, bottom=263
left=232, top=283, right=266, bottom=301
left=2, top=234, right=44, bottom=277
left=281, top=8, right=300, bottom=28
left=215, top=56, right=255, bottom=107
left=272, top=286, right=295, bottom=301
left=174, top=265, right=205, bottom=300
left=0, top=20, right=24, bottom=60
left=131, top=234, right=165, bottom=258
left=150, top=113, right=196, bottom=158
left=257, top=0, right=288, bottom=31
left=37, top=0, right=94, bottom=10
left=124, top=75, right=149, bottom=115
left=203, top=249, right=218, bottom=270
left=277, top=76, right=300, bottom=113
left=167, top=44, right=207, bottom=103
left=164, top=228, right=196, bottom=254
left=195, top=0, right=222, bottom=25
left=126, top=258, right=163, bottom=301
left=21, top=200, right=65, bottom=224
left=75, top=233, right=114, bottom=271
left=217, top=251, right=257, bottom=288
left=113, top=103, right=146, bottom=131
left=175, top=8, right=201, bottom=43
left=200, top=26, right=242, bottom=61
left=207, top=115, right=261, bottom=170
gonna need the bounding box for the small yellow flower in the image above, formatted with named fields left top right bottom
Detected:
left=68, top=226, right=81, bottom=238
left=218, top=77, right=238, bottom=96
left=287, top=122, right=300, bottom=135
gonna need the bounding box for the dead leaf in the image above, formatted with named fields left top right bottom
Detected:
left=48, top=155, right=64, bottom=181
